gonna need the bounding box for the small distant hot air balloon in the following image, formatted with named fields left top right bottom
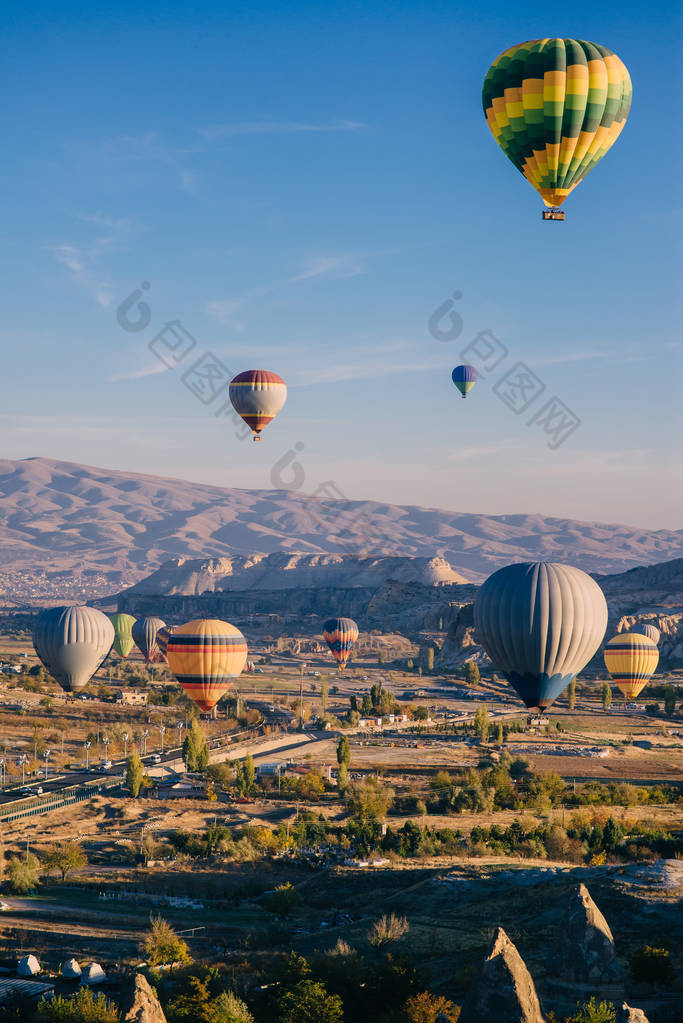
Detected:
left=482, top=39, right=632, bottom=218
left=629, top=623, right=661, bottom=645
left=604, top=633, right=659, bottom=699
left=167, top=619, right=248, bottom=712
left=474, top=562, right=607, bottom=710
left=322, top=618, right=359, bottom=671
left=155, top=625, right=176, bottom=663
left=132, top=616, right=166, bottom=663
left=229, top=370, right=287, bottom=442
left=452, top=365, right=478, bottom=399
left=108, top=613, right=136, bottom=659
left=32, top=605, right=115, bottom=694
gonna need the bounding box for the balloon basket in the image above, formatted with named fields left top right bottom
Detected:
left=253, top=436, right=261, bottom=443
left=542, top=208, right=565, bottom=221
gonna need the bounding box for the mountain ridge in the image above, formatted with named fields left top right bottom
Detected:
left=0, top=457, right=681, bottom=602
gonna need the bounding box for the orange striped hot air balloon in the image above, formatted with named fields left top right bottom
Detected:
left=166, top=619, right=248, bottom=712
left=322, top=617, right=359, bottom=671
left=603, top=633, right=659, bottom=700
left=229, top=369, right=287, bottom=441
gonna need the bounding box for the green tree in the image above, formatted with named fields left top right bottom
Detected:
left=347, top=777, right=393, bottom=821
left=243, top=753, right=255, bottom=795
left=496, top=722, right=504, bottom=745
left=464, top=661, right=480, bottom=686
left=278, top=981, right=343, bottom=1023
left=602, top=682, right=612, bottom=711
left=125, top=751, right=144, bottom=798
left=337, top=762, right=349, bottom=796
left=321, top=679, right=329, bottom=714
left=425, top=648, right=435, bottom=673
left=183, top=720, right=210, bottom=772
left=36, top=988, right=120, bottom=1021
left=663, top=686, right=676, bottom=717
left=402, top=990, right=460, bottom=1022
left=336, top=736, right=351, bottom=768
left=211, top=991, right=254, bottom=1023
left=263, top=881, right=301, bottom=917
left=6, top=854, right=40, bottom=894
left=568, top=678, right=576, bottom=710
left=141, top=915, right=191, bottom=969
left=42, top=841, right=87, bottom=882
left=570, top=997, right=616, bottom=1023
left=473, top=704, right=489, bottom=742
left=629, top=945, right=674, bottom=987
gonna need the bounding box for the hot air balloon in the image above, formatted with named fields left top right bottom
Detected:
left=166, top=618, right=248, bottom=712
left=629, top=623, right=661, bottom=645
left=322, top=618, right=359, bottom=670
left=482, top=39, right=632, bottom=218
left=604, top=633, right=659, bottom=699
left=32, top=605, right=115, bottom=694
left=156, top=625, right=176, bottom=663
left=452, top=365, right=478, bottom=399
left=474, top=562, right=607, bottom=710
left=229, top=370, right=287, bottom=442
left=131, top=616, right=166, bottom=663
left=108, top=613, right=136, bottom=659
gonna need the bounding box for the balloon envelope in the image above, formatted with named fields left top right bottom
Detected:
left=482, top=38, right=632, bottom=208
left=33, top=605, right=115, bottom=693
left=604, top=633, right=659, bottom=699
left=474, top=562, right=607, bottom=709
left=629, top=623, right=661, bottom=645
left=452, top=365, right=478, bottom=398
left=167, top=618, right=248, bottom=712
left=155, top=625, right=176, bottom=663
left=322, top=618, right=359, bottom=670
left=132, top=616, right=166, bottom=663
left=229, top=370, right=287, bottom=438
left=108, top=613, right=136, bottom=658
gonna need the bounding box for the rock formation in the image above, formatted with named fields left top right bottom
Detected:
left=617, top=1004, right=650, bottom=1023
left=555, top=884, right=625, bottom=986
left=120, top=974, right=168, bottom=1023
left=459, top=927, right=545, bottom=1023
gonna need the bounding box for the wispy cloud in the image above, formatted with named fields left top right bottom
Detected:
left=50, top=213, right=138, bottom=308
left=52, top=243, right=113, bottom=308
left=204, top=254, right=365, bottom=327
left=198, top=119, right=366, bottom=141
left=107, top=363, right=172, bottom=383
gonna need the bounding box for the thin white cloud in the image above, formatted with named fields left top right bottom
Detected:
left=198, top=119, right=366, bottom=141
left=204, top=254, right=365, bottom=327
left=107, top=362, right=172, bottom=383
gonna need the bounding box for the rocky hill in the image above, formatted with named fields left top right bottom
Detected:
left=0, top=457, right=681, bottom=603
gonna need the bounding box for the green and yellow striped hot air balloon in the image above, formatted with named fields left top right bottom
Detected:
left=603, top=632, right=658, bottom=700
left=482, top=38, right=632, bottom=214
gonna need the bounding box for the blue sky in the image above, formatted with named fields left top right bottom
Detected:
left=2, top=0, right=682, bottom=529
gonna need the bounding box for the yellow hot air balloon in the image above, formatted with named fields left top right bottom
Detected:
left=603, top=633, right=659, bottom=700
left=167, top=619, right=248, bottom=712
left=482, top=39, right=632, bottom=216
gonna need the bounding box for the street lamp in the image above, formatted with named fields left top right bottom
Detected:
left=19, top=754, right=28, bottom=785
left=176, top=722, right=183, bottom=747
left=159, top=725, right=166, bottom=754
left=123, top=732, right=129, bottom=759
left=142, top=730, right=149, bottom=755
left=84, top=740, right=91, bottom=770
left=44, top=750, right=51, bottom=780
left=0, top=759, right=4, bottom=787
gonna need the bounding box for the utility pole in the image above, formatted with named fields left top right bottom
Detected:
left=84, top=741, right=91, bottom=771
left=299, top=662, right=307, bottom=731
